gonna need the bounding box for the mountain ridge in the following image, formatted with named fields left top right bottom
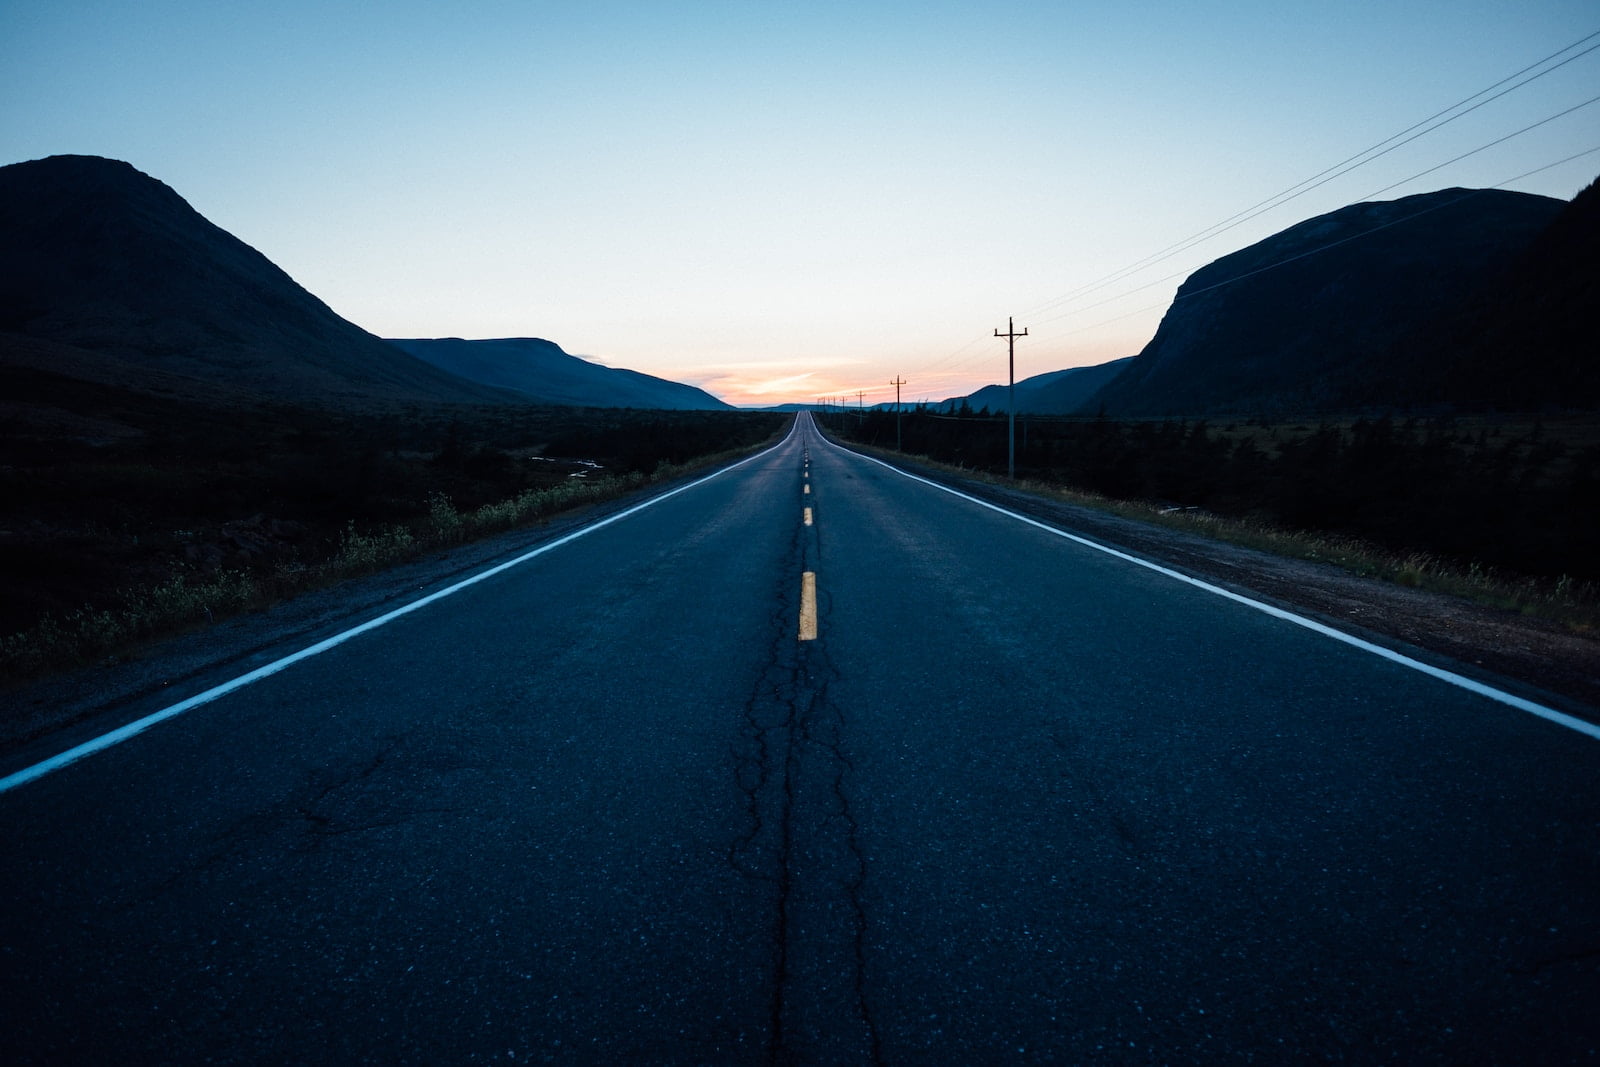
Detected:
left=388, top=336, right=731, bottom=410
left=0, top=155, right=518, bottom=408
left=938, top=358, right=1135, bottom=414
left=0, top=155, right=731, bottom=412
left=1081, top=186, right=1572, bottom=416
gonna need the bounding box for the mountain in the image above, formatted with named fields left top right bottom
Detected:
left=388, top=337, right=731, bottom=410
left=1084, top=187, right=1569, bottom=417
left=939, top=357, right=1135, bottom=414
left=1345, top=176, right=1600, bottom=411
left=0, top=154, right=518, bottom=408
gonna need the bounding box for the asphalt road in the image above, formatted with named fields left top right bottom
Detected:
left=3, top=412, right=1597, bottom=1064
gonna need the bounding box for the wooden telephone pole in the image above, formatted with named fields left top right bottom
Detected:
left=995, top=316, right=1028, bottom=478
left=890, top=376, right=907, bottom=450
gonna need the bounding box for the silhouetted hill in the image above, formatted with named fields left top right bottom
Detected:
left=0, top=155, right=516, bottom=407
left=940, top=357, right=1135, bottom=414
left=388, top=337, right=731, bottom=410
left=1346, top=176, right=1600, bottom=411
left=1085, top=187, right=1569, bottom=416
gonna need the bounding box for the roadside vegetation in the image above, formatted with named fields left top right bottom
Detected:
left=830, top=407, right=1600, bottom=632
left=0, top=396, right=786, bottom=682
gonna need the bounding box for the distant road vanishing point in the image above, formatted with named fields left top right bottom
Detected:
left=3, top=412, right=1597, bottom=1063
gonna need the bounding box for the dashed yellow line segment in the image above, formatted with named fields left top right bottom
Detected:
left=799, top=449, right=818, bottom=640
left=799, top=571, right=818, bottom=641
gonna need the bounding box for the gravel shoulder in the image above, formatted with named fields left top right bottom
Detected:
left=4, top=446, right=1597, bottom=763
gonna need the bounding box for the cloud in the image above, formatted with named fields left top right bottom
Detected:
left=742, top=372, right=818, bottom=395
left=691, top=357, right=866, bottom=373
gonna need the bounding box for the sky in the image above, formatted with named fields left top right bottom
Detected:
left=3, top=2, right=1598, bottom=407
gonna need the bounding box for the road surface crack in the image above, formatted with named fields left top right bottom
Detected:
left=728, top=464, right=880, bottom=1064
left=801, top=643, right=883, bottom=1065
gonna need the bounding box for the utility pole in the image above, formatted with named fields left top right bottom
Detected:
left=890, top=376, right=906, bottom=451
left=994, top=316, right=1028, bottom=479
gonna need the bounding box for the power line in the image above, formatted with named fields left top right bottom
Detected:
left=1498, top=143, right=1600, bottom=185
left=914, top=31, right=1600, bottom=400
left=1356, top=93, right=1600, bottom=202
left=1023, top=87, right=1600, bottom=348
left=1024, top=152, right=1600, bottom=350
left=1017, top=29, right=1600, bottom=323
left=848, top=35, right=1600, bottom=406
left=1027, top=97, right=1600, bottom=337
left=915, top=333, right=989, bottom=380
left=892, top=135, right=1595, bottom=400
left=1040, top=143, right=1600, bottom=343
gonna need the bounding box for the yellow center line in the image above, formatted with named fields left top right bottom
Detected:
left=799, top=571, right=818, bottom=641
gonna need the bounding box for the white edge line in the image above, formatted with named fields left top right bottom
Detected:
left=829, top=436, right=1600, bottom=742
left=0, top=418, right=805, bottom=795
